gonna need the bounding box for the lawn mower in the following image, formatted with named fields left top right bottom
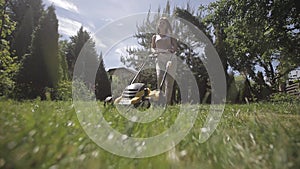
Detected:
left=106, top=53, right=174, bottom=109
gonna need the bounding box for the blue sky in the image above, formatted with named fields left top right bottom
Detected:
left=43, top=0, right=217, bottom=69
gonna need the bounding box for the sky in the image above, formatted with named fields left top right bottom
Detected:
left=43, top=0, right=217, bottom=69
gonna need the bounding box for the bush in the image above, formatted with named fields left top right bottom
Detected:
left=52, top=80, right=72, bottom=101
left=270, top=92, right=299, bottom=103
left=71, top=79, right=96, bottom=101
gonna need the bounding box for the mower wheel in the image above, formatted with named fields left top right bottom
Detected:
left=142, top=99, right=151, bottom=109
left=133, top=99, right=151, bottom=109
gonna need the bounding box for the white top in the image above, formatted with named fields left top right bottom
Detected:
left=155, top=34, right=173, bottom=51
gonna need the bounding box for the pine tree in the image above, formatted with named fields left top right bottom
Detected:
left=66, top=26, right=91, bottom=78
left=67, top=27, right=112, bottom=101
left=9, top=0, right=43, bottom=27
left=72, top=37, right=111, bottom=101
left=16, top=5, right=59, bottom=99
left=58, top=40, right=69, bottom=81
left=95, top=54, right=111, bottom=101
left=9, top=0, right=44, bottom=60
left=50, top=40, right=71, bottom=100
left=75, top=39, right=99, bottom=85
left=12, top=7, right=34, bottom=60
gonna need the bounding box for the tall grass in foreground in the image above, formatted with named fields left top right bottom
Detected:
left=0, top=101, right=299, bottom=169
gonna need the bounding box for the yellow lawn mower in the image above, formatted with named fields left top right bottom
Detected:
left=114, top=82, right=162, bottom=108
left=105, top=53, right=173, bottom=109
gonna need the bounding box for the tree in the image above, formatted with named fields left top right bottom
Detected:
left=206, top=0, right=299, bottom=100
left=66, top=26, right=91, bottom=78
left=95, top=54, right=112, bottom=101
left=69, top=28, right=111, bottom=101
left=16, top=5, right=59, bottom=99
left=9, top=0, right=43, bottom=28
left=12, top=6, right=34, bottom=60
left=58, top=40, right=69, bottom=81
left=0, top=0, right=18, bottom=97
left=9, top=0, right=44, bottom=60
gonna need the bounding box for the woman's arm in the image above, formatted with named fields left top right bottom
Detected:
left=169, top=37, right=178, bottom=53
left=172, top=37, right=178, bottom=51
left=151, top=35, right=156, bottom=49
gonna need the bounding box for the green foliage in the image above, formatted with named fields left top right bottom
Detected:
left=72, top=79, right=95, bottom=101
left=45, top=40, right=71, bottom=101
left=11, top=6, right=34, bottom=60
left=0, top=0, right=19, bottom=97
left=226, top=73, right=239, bottom=103
left=95, top=55, right=112, bottom=101
left=66, top=27, right=91, bottom=78
left=9, top=0, right=44, bottom=26
left=58, top=40, right=69, bottom=81
left=0, top=51, right=19, bottom=97
left=16, top=5, right=60, bottom=100
left=0, top=101, right=299, bottom=168
left=239, top=77, right=255, bottom=103
left=51, top=80, right=72, bottom=101
left=65, top=27, right=111, bottom=101
left=9, top=0, right=44, bottom=60
left=206, top=0, right=299, bottom=93
left=74, top=39, right=99, bottom=84
left=270, top=92, right=300, bottom=103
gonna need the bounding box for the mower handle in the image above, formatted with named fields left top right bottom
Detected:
left=149, top=53, right=158, bottom=59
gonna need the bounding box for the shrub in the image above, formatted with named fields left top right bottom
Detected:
left=52, top=80, right=72, bottom=101
left=270, top=92, right=299, bottom=103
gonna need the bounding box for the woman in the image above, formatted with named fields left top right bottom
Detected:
left=151, top=17, right=178, bottom=104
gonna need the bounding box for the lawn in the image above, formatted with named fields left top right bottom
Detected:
left=0, top=100, right=299, bottom=169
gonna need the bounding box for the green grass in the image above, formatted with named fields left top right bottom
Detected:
left=0, top=100, right=299, bottom=169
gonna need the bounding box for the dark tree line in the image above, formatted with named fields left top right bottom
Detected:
left=0, top=0, right=111, bottom=101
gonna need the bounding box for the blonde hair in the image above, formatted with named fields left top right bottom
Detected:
left=157, top=17, right=172, bottom=35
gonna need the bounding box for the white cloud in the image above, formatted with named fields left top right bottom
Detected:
left=57, top=16, right=82, bottom=37
left=48, top=0, right=79, bottom=13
